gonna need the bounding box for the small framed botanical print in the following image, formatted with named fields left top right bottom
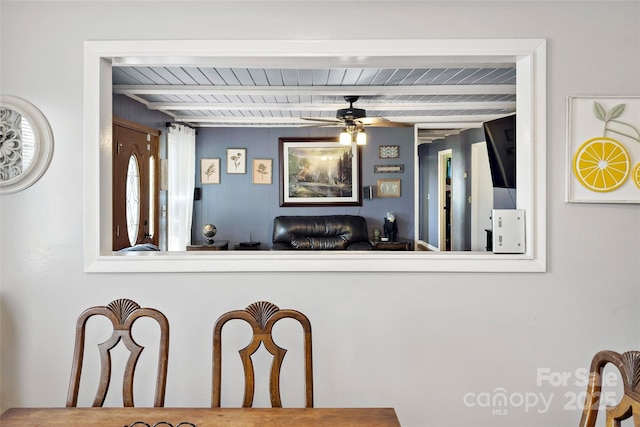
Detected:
left=252, top=158, right=273, bottom=184
left=201, top=158, right=220, bottom=184
left=226, top=148, right=246, bottom=174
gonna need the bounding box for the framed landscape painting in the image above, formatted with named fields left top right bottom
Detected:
left=279, top=137, right=362, bottom=207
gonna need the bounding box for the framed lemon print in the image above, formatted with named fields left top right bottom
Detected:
left=566, top=96, right=640, bottom=203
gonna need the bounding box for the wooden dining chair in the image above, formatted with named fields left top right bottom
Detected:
left=66, top=298, right=170, bottom=407
left=579, top=350, right=640, bottom=427
left=212, top=301, right=313, bottom=408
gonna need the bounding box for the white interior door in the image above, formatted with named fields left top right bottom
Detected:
left=471, top=141, right=494, bottom=251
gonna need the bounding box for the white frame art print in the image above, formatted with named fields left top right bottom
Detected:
left=566, top=96, right=640, bottom=203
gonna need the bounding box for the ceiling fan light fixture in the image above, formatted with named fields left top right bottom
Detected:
left=339, top=130, right=352, bottom=145
left=356, top=129, right=367, bottom=145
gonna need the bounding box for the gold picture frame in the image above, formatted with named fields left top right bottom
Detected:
left=377, top=178, right=401, bottom=197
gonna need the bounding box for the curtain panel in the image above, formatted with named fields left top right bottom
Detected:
left=167, top=124, right=196, bottom=251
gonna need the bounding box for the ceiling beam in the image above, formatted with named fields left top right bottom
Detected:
left=170, top=114, right=505, bottom=126
left=113, top=84, right=515, bottom=97
left=146, top=101, right=516, bottom=112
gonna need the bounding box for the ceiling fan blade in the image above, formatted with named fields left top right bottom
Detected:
left=369, top=121, right=414, bottom=128
left=300, top=117, right=342, bottom=124
left=357, top=117, right=390, bottom=125
left=299, top=123, right=340, bottom=128
left=357, top=117, right=413, bottom=127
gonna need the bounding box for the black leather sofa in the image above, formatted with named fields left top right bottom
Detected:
left=272, top=215, right=373, bottom=250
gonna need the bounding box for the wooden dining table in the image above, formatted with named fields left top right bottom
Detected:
left=0, top=407, right=401, bottom=426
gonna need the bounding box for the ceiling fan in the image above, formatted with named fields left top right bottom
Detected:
left=301, top=96, right=413, bottom=129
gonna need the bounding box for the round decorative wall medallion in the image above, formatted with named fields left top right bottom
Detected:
left=0, top=96, right=54, bottom=194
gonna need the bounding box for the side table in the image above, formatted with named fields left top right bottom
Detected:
left=371, top=240, right=413, bottom=251
left=234, top=241, right=262, bottom=250
left=187, top=240, right=229, bottom=251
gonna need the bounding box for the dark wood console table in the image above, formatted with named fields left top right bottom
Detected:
left=371, top=240, right=413, bottom=251
left=234, top=241, right=262, bottom=250
left=186, top=240, right=229, bottom=251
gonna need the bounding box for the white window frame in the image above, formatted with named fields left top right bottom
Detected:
left=84, top=39, right=546, bottom=273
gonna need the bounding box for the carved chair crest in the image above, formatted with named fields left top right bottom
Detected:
left=66, top=299, right=169, bottom=407
left=579, top=350, right=640, bottom=427
left=212, top=301, right=313, bottom=408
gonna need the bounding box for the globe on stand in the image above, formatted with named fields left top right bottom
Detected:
left=202, top=224, right=217, bottom=244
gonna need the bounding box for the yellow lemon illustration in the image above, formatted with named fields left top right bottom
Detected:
left=633, top=162, right=640, bottom=189
left=573, top=137, right=630, bottom=192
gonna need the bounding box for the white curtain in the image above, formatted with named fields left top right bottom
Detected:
left=167, top=124, right=196, bottom=251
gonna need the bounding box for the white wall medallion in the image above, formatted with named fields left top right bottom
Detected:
left=0, top=95, right=54, bottom=194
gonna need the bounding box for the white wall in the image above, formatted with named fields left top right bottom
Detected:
left=1, top=2, right=639, bottom=426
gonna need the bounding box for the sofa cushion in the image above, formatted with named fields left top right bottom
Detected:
left=290, top=235, right=349, bottom=250
left=272, top=215, right=372, bottom=250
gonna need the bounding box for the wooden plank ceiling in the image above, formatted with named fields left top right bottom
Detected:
left=113, top=65, right=516, bottom=138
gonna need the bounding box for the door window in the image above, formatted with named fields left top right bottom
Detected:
left=126, top=154, right=141, bottom=247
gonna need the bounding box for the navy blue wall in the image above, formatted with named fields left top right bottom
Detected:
left=193, top=127, right=415, bottom=248
left=114, top=94, right=172, bottom=131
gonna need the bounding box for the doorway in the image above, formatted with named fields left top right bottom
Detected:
left=438, top=149, right=452, bottom=251
left=112, top=118, right=160, bottom=251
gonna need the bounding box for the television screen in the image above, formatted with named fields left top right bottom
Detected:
left=483, top=114, right=516, bottom=189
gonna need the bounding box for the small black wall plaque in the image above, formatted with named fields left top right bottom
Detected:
left=374, top=164, right=404, bottom=173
